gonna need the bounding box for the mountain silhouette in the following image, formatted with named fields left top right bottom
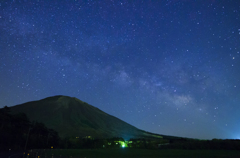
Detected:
left=10, top=95, right=163, bottom=139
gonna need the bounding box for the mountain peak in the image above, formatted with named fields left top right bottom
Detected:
left=56, top=96, right=89, bottom=109
left=56, top=96, right=73, bottom=108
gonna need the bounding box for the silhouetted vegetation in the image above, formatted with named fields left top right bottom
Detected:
left=59, top=137, right=126, bottom=149
left=56, top=136, right=240, bottom=150
left=128, top=138, right=169, bottom=149
left=160, top=138, right=240, bottom=150
left=0, top=106, right=60, bottom=151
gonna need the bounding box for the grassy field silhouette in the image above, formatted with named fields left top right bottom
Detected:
left=28, top=149, right=240, bottom=158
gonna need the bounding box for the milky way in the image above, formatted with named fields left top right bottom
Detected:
left=1, top=0, right=240, bottom=139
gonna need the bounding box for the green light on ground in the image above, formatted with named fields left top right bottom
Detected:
left=118, top=141, right=127, bottom=148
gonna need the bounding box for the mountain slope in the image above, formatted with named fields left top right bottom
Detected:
left=10, top=95, right=163, bottom=139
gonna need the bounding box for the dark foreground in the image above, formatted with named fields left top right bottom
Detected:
left=8, top=149, right=238, bottom=158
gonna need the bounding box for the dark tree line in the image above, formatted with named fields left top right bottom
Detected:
left=128, top=138, right=169, bottom=149
left=60, top=137, right=125, bottom=149
left=0, top=106, right=60, bottom=151
left=160, top=138, right=240, bottom=150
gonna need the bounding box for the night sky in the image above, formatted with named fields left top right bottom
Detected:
left=1, top=0, right=240, bottom=140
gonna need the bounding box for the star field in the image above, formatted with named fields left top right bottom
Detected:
left=1, top=0, right=240, bottom=139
